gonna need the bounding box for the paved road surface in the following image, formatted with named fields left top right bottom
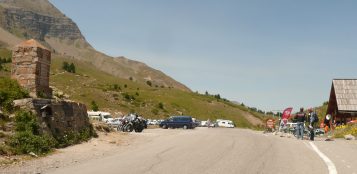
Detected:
left=47, top=128, right=355, bottom=174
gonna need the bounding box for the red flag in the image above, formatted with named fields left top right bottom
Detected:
left=282, top=107, right=293, bottom=120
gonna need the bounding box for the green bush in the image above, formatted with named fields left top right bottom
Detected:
left=8, top=111, right=97, bottom=155
left=0, top=77, right=29, bottom=112
left=91, top=100, right=99, bottom=111
left=62, top=61, right=76, bottom=73
left=8, top=111, right=56, bottom=155
left=55, top=127, right=96, bottom=148
left=9, top=131, right=56, bottom=155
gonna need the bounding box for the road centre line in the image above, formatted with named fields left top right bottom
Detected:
left=309, top=142, right=338, bottom=174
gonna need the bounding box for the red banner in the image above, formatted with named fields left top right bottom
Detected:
left=282, top=107, right=293, bottom=120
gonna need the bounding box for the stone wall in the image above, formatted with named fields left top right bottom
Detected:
left=13, top=98, right=91, bottom=136
left=11, top=39, right=52, bottom=98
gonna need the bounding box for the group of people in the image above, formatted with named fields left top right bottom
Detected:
left=293, top=107, right=333, bottom=141
left=294, top=107, right=319, bottom=141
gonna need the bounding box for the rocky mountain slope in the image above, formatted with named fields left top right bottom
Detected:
left=0, top=0, right=190, bottom=91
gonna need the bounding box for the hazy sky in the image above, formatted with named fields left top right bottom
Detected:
left=50, top=0, right=357, bottom=112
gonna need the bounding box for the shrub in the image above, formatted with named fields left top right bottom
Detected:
left=334, top=124, right=357, bottom=138
left=62, top=61, right=76, bottom=73
left=91, top=101, right=99, bottom=111
left=146, top=81, right=152, bottom=87
left=8, top=111, right=56, bottom=155
left=9, top=131, right=56, bottom=155
left=0, top=77, right=29, bottom=112
left=158, top=102, right=164, bottom=110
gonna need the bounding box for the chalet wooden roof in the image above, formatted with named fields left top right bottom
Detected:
left=332, top=79, right=357, bottom=111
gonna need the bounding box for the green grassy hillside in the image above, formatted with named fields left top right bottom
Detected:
left=0, top=47, right=263, bottom=128
left=50, top=55, right=263, bottom=128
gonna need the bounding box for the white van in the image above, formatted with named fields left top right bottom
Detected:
left=87, top=111, right=113, bottom=122
left=217, top=119, right=235, bottom=128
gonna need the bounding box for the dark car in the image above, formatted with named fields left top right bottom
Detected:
left=159, top=116, right=195, bottom=129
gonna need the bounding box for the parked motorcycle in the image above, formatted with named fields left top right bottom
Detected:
left=117, top=113, right=146, bottom=133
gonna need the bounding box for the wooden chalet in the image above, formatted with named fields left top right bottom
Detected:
left=327, top=79, right=357, bottom=124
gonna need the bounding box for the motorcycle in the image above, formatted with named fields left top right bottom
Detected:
left=117, top=114, right=146, bottom=133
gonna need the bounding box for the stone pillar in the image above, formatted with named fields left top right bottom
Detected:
left=11, top=39, right=52, bottom=98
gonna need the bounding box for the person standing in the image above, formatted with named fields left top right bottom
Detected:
left=294, top=107, right=306, bottom=140
left=308, top=108, right=319, bottom=141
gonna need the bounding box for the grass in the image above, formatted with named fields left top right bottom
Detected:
left=0, top=46, right=263, bottom=129
left=50, top=55, right=263, bottom=128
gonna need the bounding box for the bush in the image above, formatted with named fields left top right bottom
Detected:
left=8, top=111, right=56, bottom=155
left=91, top=101, right=99, bottom=111
left=146, top=81, right=152, bottom=87
left=62, top=61, right=76, bottom=73
left=9, top=131, right=56, bottom=155
left=334, top=124, right=357, bottom=138
left=158, top=102, right=164, bottom=110
left=0, top=77, right=29, bottom=112
left=8, top=111, right=97, bottom=155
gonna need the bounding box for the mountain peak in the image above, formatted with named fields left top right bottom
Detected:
left=0, top=0, right=64, bottom=17
left=0, top=0, right=191, bottom=92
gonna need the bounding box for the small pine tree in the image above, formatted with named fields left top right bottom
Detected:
left=158, top=102, right=164, bottom=109
left=69, top=63, right=76, bottom=73
left=91, top=101, right=99, bottom=111
left=62, top=62, right=69, bottom=71
left=146, top=81, right=152, bottom=87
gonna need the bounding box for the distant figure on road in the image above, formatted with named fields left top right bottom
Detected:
left=324, top=114, right=332, bottom=133
left=207, top=119, right=211, bottom=128
left=308, top=108, right=319, bottom=141
left=294, top=107, right=306, bottom=140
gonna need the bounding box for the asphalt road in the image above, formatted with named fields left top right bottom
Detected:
left=47, top=128, right=356, bottom=174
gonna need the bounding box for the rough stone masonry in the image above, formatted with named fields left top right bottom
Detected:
left=11, top=39, right=92, bottom=136
left=11, top=39, right=52, bottom=98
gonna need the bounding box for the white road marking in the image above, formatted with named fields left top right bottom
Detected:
left=309, top=142, right=338, bottom=174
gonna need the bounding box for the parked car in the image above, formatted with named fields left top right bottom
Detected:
left=87, top=111, right=114, bottom=122
left=159, top=116, right=195, bottom=129
left=216, top=119, right=234, bottom=128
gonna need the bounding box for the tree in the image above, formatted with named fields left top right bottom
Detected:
left=158, top=102, right=164, bottom=109
left=62, top=62, right=69, bottom=71
left=69, top=63, right=76, bottom=73
left=129, top=77, right=133, bottom=81
left=214, top=94, right=221, bottom=100
left=146, top=81, right=152, bottom=87
left=91, top=101, right=99, bottom=111
left=113, top=84, right=119, bottom=90
left=205, top=91, right=209, bottom=95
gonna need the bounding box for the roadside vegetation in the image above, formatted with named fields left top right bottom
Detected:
left=333, top=124, right=357, bottom=138
left=49, top=54, right=265, bottom=128
left=1, top=111, right=96, bottom=156
left=0, top=77, right=29, bottom=112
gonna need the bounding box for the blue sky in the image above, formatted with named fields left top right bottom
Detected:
left=50, top=0, right=357, bottom=112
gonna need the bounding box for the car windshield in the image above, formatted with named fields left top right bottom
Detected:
left=103, top=115, right=112, bottom=119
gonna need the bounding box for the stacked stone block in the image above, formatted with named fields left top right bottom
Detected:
left=11, top=39, right=52, bottom=98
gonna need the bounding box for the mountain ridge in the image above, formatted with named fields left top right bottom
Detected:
left=0, top=0, right=191, bottom=91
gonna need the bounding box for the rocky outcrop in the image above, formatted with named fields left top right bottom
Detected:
left=0, top=7, right=85, bottom=42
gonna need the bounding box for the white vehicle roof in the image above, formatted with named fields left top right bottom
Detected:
left=217, top=119, right=233, bottom=123
left=87, top=111, right=111, bottom=116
